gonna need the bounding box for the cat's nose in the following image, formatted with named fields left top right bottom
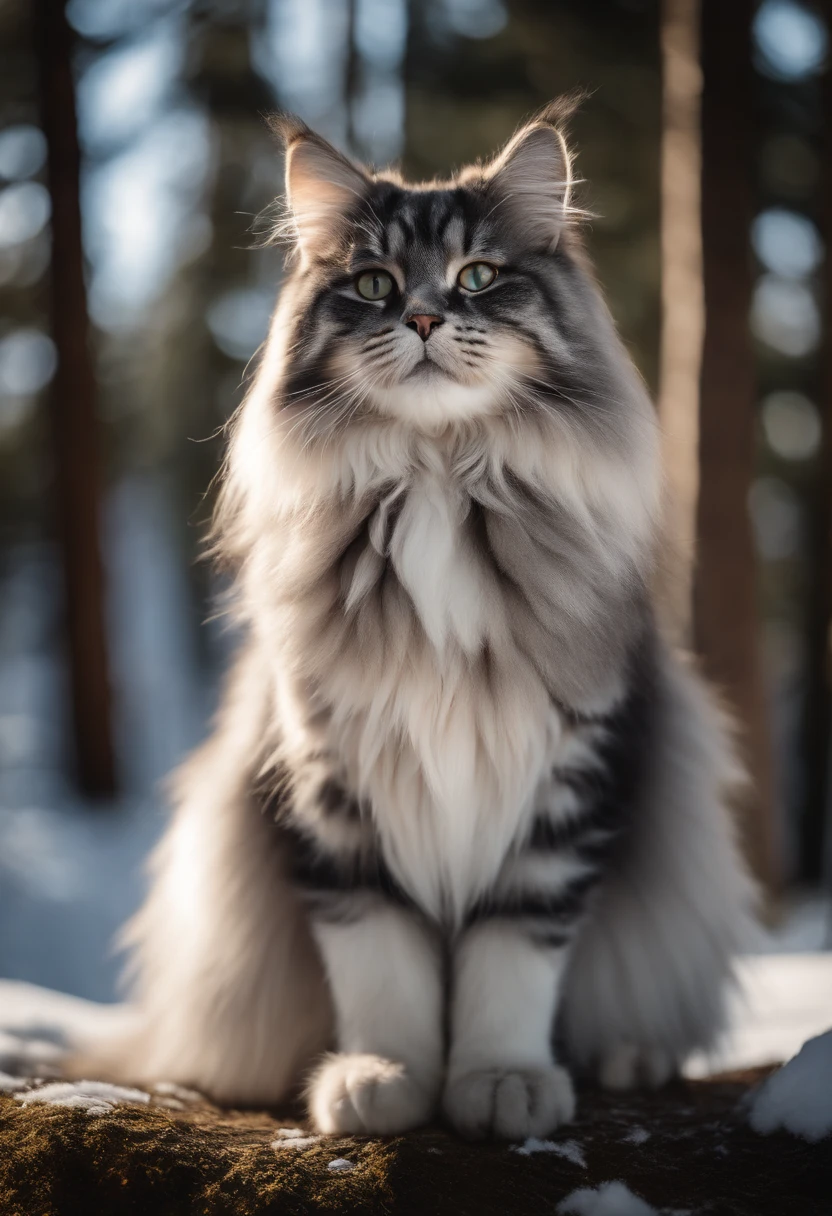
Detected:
left=406, top=314, right=444, bottom=341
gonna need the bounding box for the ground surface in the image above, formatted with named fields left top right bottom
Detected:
left=1, top=1067, right=830, bottom=1216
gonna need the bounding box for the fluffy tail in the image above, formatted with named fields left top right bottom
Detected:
left=75, top=646, right=332, bottom=1105
left=560, top=643, right=758, bottom=1078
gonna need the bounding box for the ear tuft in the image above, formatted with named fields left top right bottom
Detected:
left=532, top=89, right=590, bottom=131
left=268, top=113, right=370, bottom=262
left=267, top=110, right=312, bottom=148
left=482, top=94, right=587, bottom=250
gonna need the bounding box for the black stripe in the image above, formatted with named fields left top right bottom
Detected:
left=575, top=832, right=622, bottom=864
left=434, top=196, right=460, bottom=246
left=256, top=772, right=411, bottom=911
left=318, top=779, right=362, bottom=821
left=529, top=929, right=571, bottom=950
left=363, top=329, right=396, bottom=351
left=535, top=642, right=661, bottom=860
left=277, top=816, right=412, bottom=908
left=527, top=808, right=605, bottom=852
left=392, top=213, right=416, bottom=247
left=413, top=194, right=437, bottom=244
left=465, top=871, right=599, bottom=928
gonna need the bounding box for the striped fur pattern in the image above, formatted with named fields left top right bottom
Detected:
left=111, top=103, right=756, bottom=1139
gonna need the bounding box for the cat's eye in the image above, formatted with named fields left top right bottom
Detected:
left=355, top=270, right=394, bottom=301
left=458, top=262, right=497, bottom=292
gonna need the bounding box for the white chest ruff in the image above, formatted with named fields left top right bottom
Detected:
left=388, top=473, right=491, bottom=655
left=331, top=474, right=562, bottom=920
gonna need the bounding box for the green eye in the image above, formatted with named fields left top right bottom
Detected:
left=458, top=262, right=497, bottom=292
left=356, top=270, right=394, bottom=301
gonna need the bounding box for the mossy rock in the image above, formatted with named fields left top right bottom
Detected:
left=1, top=1069, right=829, bottom=1215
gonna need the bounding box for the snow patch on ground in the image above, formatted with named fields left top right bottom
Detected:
left=557, top=1182, right=658, bottom=1215
left=685, top=954, right=832, bottom=1077
left=327, top=1158, right=355, bottom=1172
left=622, top=1126, right=651, bottom=1145
left=14, top=1079, right=150, bottom=1116
left=152, top=1080, right=202, bottom=1103
left=271, top=1127, right=320, bottom=1151
left=512, top=1137, right=587, bottom=1166
left=748, top=1028, right=832, bottom=1142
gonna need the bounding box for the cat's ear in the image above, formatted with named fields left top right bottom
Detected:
left=270, top=113, right=370, bottom=261
left=482, top=102, right=578, bottom=250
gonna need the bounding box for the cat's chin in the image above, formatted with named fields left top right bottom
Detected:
left=369, top=374, right=500, bottom=430
left=402, top=360, right=452, bottom=382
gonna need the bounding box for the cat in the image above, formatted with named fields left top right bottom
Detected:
left=104, top=99, right=755, bottom=1140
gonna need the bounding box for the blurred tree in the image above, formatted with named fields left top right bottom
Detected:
left=657, top=0, right=703, bottom=643
left=798, top=0, right=832, bottom=884
left=36, top=0, right=116, bottom=796
left=0, top=0, right=51, bottom=537
left=695, top=0, right=778, bottom=890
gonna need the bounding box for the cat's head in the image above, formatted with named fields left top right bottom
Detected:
left=265, top=101, right=649, bottom=447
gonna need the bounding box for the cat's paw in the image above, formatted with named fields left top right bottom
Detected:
left=443, top=1064, right=576, bottom=1140
left=597, top=1043, right=674, bottom=1091
left=308, top=1053, right=437, bottom=1135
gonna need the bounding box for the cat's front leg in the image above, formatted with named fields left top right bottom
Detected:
left=274, top=745, right=445, bottom=1134
left=443, top=918, right=576, bottom=1140
left=307, top=901, right=444, bottom=1135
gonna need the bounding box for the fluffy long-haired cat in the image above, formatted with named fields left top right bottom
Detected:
left=101, top=100, right=755, bottom=1139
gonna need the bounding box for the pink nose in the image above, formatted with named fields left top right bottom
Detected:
left=406, top=314, right=443, bottom=341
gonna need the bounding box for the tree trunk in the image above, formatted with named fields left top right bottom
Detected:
left=695, top=0, right=778, bottom=890
left=657, top=0, right=704, bottom=645
left=36, top=0, right=116, bottom=796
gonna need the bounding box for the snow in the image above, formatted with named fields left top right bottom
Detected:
left=748, top=1028, right=832, bottom=1142
left=512, top=1137, right=587, bottom=1167
left=271, top=1127, right=320, bottom=1150
left=0, top=484, right=220, bottom=1004
left=14, top=1079, right=151, bottom=1116
left=684, top=953, right=832, bottom=1077
left=557, top=1182, right=658, bottom=1215
left=153, top=1080, right=202, bottom=1103
left=622, top=1127, right=651, bottom=1145
left=0, top=1070, right=24, bottom=1091
left=327, top=1158, right=355, bottom=1172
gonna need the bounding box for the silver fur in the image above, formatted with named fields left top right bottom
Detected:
left=93, top=103, right=755, bottom=1138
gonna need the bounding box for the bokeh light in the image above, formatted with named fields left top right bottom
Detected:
left=0, top=182, right=51, bottom=249
left=0, top=126, right=47, bottom=182
left=761, top=391, right=822, bottom=462
left=753, top=0, right=828, bottom=81
left=751, top=274, right=820, bottom=357
left=752, top=208, right=823, bottom=279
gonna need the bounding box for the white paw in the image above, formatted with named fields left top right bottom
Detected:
left=444, top=1064, right=576, bottom=1140
left=598, top=1043, right=674, bottom=1091
left=308, top=1053, right=436, bottom=1135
